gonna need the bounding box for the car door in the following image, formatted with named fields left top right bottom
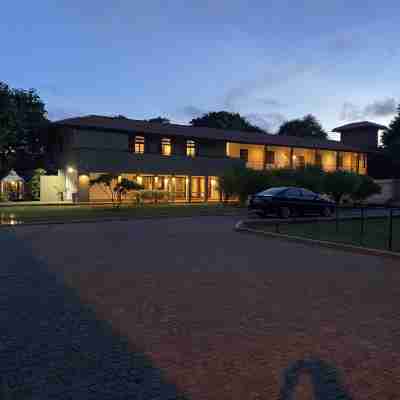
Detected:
left=300, top=189, right=318, bottom=214
left=284, top=188, right=303, bottom=211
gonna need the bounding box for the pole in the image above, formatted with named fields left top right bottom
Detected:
left=388, top=209, right=394, bottom=251
left=360, top=207, right=365, bottom=246
left=336, top=205, right=339, bottom=234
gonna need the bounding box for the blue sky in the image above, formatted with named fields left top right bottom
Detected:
left=2, top=0, right=399, bottom=137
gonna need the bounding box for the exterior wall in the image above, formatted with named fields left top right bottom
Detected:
left=341, top=127, right=378, bottom=150
left=40, top=175, right=65, bottom=202
left=72, top=129, right=128, bottom=151
left=226, top=142, right=265, bottom=170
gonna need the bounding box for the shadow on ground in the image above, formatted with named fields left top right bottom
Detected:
left=279, top=359, right=352, bottom=400
left=0, top=231, right=188, bottom=400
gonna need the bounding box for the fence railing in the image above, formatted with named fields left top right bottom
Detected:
left=270, top=206, right=400, bottom=253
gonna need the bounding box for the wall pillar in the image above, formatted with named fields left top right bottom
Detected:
left=290, top=148, right=294, bottom=169
left=188, top=175, right=192, bottom=203
left=336, top=152, right=340, bottom=171
left=204, top=176, right=209, bottom=202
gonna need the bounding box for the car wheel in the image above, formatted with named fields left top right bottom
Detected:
left=279, top=206, right=291, bottom=219
left=321, top=206, right=333, bottom=217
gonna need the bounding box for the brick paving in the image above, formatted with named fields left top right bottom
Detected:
left=5, top=217, right=400, bottom=399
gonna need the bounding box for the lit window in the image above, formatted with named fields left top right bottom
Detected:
left=315, top=152, right=322, bottom=167
left=337, top=153, right=344, bottom=168
left=186, top=140, right=196, bottom=157
left=161, top=138, right=171, bottom=156
left=134, top=136, right=145, bottom=154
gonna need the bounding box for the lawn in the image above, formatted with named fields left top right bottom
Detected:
left=247, top=217, right=400, bottom=253
left=0, top=203, right=244, bottom=225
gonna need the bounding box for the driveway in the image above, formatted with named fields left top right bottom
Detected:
left=1, top=216, right=400, bottom=399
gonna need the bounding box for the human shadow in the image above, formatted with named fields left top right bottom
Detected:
left=279, top=359, right=353, bottom=400
left=0, top=230, right=189, bottom=400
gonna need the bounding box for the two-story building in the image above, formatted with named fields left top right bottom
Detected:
left=41, top=115, right=379, bottom=203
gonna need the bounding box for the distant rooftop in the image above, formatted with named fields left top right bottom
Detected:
left=332, top=121, right=387, bottom=133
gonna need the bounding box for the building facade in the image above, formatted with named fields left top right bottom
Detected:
left=42, top=115, right=371, bottom=203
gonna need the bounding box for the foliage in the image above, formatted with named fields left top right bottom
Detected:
left=382, top=104, right=400, bottom=158
left=351, top=175, right=381, bottom=203
left=323, top=170, right=361, bottom=204
left=219, top=166, right=372, bottom=205
left=0, top=192, right=8, bottom=202
left=278, top=114, right=327, bottom=139
left=146, top=116, right=170, bottom=124
left=89, top=174, right=143, bottom=206
left=0, top=81, right=49, bottom=170
left=191, top=111, right=266, bottom=133
left=28, top=168, right=46, bottom=200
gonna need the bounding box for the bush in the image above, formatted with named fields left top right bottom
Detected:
left=323, top=170, right=361, bottom=204
left=28, top=168, right=46, bottom=200
left=351, top=175, right=381, bottom=203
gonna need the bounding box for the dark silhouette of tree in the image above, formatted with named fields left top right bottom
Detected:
left=191, top=111, right=266, bottom=133
left=278, top=114, right=328, bottom=139
left=147, top=116, right=170, bottom=124
left=382, top=104, right=400, bottom=157
left=0, top=81, right=48, bottom=171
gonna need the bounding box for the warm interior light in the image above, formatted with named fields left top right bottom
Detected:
left=154, top=176, right=159, bottom=184
left=118, top=175, right=122, bottom=183
left=137, top=175, right=142, bottom=184
left=67, top=167, right=75, bottom=173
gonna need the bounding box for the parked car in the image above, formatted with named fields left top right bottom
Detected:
left=248, top=187, right=335, bottom=218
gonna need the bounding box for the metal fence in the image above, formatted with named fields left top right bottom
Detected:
left=272, top=206, right=400, bottom=253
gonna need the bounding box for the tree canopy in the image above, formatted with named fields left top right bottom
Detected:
left=382, top=104, right=400, bottom=157
left=278, top=114, right=328, bottom=140
left=147, top=116, right=170, bottom=124
left=190, top=111, right=266, bottom=133
left=0, top=81, right=48, bottom=171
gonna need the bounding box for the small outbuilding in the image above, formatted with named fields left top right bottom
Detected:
left=0, top=170, right=25, bottom=201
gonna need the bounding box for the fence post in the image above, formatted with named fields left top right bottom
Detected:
left=360, top=207, right=365, bottom=246
left=276, top=221, right=280, bottom=234
left=388, top=209, right=393, bottom=251
left=335, top=206, right=339, bottom=234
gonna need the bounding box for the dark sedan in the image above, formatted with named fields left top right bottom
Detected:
left=248, top=187, right=335, bottom=218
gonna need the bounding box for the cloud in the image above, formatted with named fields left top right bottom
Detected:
left=340, top=98, right=397, bottom=121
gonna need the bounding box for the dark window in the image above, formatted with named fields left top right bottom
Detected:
left=297, top=155, right=305, bottom=168
left=337, top=153, right=344, bottom=168
left=266, top=150, right=275, bottom=165
left=240, top=149, right=249, bottom=162
left=285, top=188, right=302, bottom=198
left=315, top=152, right=322, bottom=167
left=161, top=138, right=172, bottom=156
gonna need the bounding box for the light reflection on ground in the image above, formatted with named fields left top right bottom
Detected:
left=0, top=213, right=23, bottom=225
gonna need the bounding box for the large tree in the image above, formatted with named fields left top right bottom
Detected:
left=190, top=111, right=266, bottom=133
left=0, top=81, right=48, bottom=171
left=147, top=116, right=170, bottom=124
left=278, top=114, right=328, bottom=140
left=382, top=104, right=400, bottom=157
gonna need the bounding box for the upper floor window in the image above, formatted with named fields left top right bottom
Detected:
left=134, top=136, right=145, bottom=154
left=266, top=150, right=275, bottom=165
left=161, top=138, right=172, bottom=156
left=239, top=149, right=249, bottom=162
left=186, top=140, right=196, bottom=157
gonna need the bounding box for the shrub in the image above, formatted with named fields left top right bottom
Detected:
left=351, top=175, right=381, bottom=203
left=324, top=170, right=361, bottom=204
left=28, top=168, right=46, bottom=200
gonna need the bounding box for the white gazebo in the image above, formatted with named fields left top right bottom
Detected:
left=0, top=170, right=25, bottom=200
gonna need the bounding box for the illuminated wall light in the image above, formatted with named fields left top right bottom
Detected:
left=137, top=175, right=142, bottom=184
left=67, top=166, right=75, bottom=173
left=154, top=176, right=159, bottom=184
left=117, top=175, right=122, bottom=183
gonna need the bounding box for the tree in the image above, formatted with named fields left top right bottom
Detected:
left=324, top=170, right=360, bottom=204
left=382, top=104, right=400, bottom=157
left=191, top=111, right=266, bottom=133
left=0, top=81, right=48, bottom=171
left=351, top=175, right=381, bottom=203
left=147, top=116, right=170, bottom=124
left=89, top=174, right=143, bottom=206
left=28, top=168, right=46, bottom=200
left=278, top=114, right=327, bottom=140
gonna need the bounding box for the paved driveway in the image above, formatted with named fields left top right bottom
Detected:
left=2, top=217, right=400, bottom=399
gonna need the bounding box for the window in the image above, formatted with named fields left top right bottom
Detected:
left=337, top=153, right=344, bottom=168
left=161, top=138, right=172, bottom=156
left=362, top=154, right=367, bottom=168
left=301, top=189, right=316, bottom=199
left=285, top=188, right=302, bottom=198
left=239, top=149, right=249, bottom=162
left=315, top=152, right=322, bottom=167
left=186, top=140, right=196, bottom=157
left=134, top=136, right=145, bottom=154
left=266, top=150, right=275, bottom=165
left=297, top=155, right=305, bottom=168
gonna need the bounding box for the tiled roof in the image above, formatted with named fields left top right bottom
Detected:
left=332, top=121, right=387, bottom=132
left=55, top=115, right=370, bottom=152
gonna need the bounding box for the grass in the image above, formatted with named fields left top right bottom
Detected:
left=0, top=203, right=244, bottom=224
left=248, top=217, right=400, bottom=253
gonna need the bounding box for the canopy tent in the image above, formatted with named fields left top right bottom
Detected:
left=0, top=170, right=25, bottom=200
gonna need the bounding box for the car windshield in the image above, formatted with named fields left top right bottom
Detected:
left=257, top=187, right=286, bottom=196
